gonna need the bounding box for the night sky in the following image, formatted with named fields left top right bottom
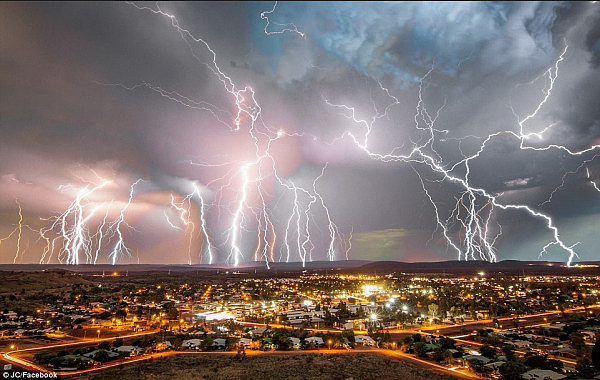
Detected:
left=1, top=2, right=599, bottom=265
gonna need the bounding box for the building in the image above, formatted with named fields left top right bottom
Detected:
left=521, top=369, right=566, bottom=380
left=354, top=335, right=376, bottom=346
left=305, top=336, right=324, bottom=347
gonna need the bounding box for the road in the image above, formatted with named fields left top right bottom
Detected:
left=4, top=348, right=478, bottom=378
left=2, top=329, right=160, bottom=373
left=380, top=349, right=478, bottom=379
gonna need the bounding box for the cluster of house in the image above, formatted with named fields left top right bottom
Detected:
left=180, top=327, right=377, bottom=351
left=462, top=321, right=599, bottom=378
left=0, top=310, right=55, bottom=338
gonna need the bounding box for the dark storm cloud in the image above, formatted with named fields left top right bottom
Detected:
left=0, top=2, right=599, bottom=264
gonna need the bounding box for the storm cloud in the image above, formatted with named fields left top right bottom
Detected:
left=0, top=2, right=598, bottom=264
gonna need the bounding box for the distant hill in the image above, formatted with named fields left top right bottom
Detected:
left=355, top=259, right=600, bottom=275
left=0, top=259, right=598, bottom=275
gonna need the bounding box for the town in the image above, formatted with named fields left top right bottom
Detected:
left=0, top=268, right=598, bottom=379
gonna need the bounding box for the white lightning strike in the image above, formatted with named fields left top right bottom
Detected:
left=126, top=2, right=344, bottom=267
left=37, top=177, right=144, bottom=265
left=0, top=200, right=24, bottom=264
left=541, top=154, right=600, bottom=206
left=323, top=42, right=598, bottom=266
left=41, top=179, right=111, bottom=265
left=260, top=1, right=306, bottom=38
left=587, top=167, right=600, bottom=192
left=167, top=182, right=214, bottom=264
left=107, top=179, right=142, bottom=265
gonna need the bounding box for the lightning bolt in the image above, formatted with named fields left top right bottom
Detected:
left=322, top=42, right=597, bottom=266
left=260, top=1, right=306, bottom=38
left=37, top=176, right=145, bottom=265
left=107, top=179, right=142, bottom=265
left=541, top=154, right=600, bottom=206
left=125, top=2, right=344, bottom=268
left=167, top=182, right=214, bottom=264
left=0, top=200, right=24, bottom=263
left=587, top=167, right=600, bottom=192
left=40, top=179, right=111, bottom=265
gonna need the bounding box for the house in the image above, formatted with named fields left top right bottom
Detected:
left=238, top=338, right=252, bottom=348
left=462, top=354, right=492, bottom=365
left=250, top=327, right=269, bottom=337
left=84, top=350, right=120, bottom=360
left=289, top=337, right=301, bottom=349
left=581, top=330, right=596, bottom=340
left=155, top=341, right=172, bottom=351
left=341, top=321, right=354, bottom=330
left=114, top=345, right=141, bottom=356
left=354, top=335, right=376, bottom=346
left=305, top=336, right=324, bottom=347
left=521, top=369, right=566, bottom=380
left=510, top=340, right=532, bottom=348
left=262, top=338, right=275, bottom=350
left=483, top=361, right=504, bottom=371
left=182, top=339, right=203, bottom=350
left=211, top=338, right=226, bottom=349
left=3, top=312, right=18, bottom=320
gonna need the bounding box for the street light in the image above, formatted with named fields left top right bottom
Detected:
left=97, top=329, right=101, bottom=339
left=328, top=340, right=332, bottom=350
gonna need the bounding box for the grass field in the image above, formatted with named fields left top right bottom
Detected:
left=74, top=352, right=457, bottom=380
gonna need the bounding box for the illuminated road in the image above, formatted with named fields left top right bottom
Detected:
left=451, top=337, right=578, bottom=367
left=5, top=329, right=160, bottom=353
left=3, top=346, right=479, bottom=378
left=368, top=304, right=600, bottom=339
left=381, top=349, right=479, bottom=379
left=1, top=329, right=160, bottom=373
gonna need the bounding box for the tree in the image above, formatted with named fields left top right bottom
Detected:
left=272, top=332, right=291, bottom=350
left=569, top=331, right=586, bottom=353
left=112, top=338, right=123, bottom=348
left=432, top=347, right=445, bottom=362
left=467, top=358, right=486, bottom=374
left=479, top=345, right=496, bottom=359
left=576, top=349, right=596, bottom=379
left=523, top=353, right=562, bottom=372
left=428, top=303, right=439, bottom=318
left=593, top=339, right=600, bottom=370
left=414, top=342, right=428, bottom=358
left=499, top=361, right=527, bottom=380
left=98, top=341, right=110, bottom=350
left=200, top=337, right=214, bottom=350
left=489, top=303, right=499, bottom=318
left=400, top=336, right=413, bottom=352
left=438, top=336, right=456, bottom=349
left=93, top=350, right=110, bottom=363
left=442, top=349, right=454, bottom=364
left=114, top=309, right=127, bottom=319
left=335, top=302, right=351, bottom=319
left=501, top=345, right=516, bottom=361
